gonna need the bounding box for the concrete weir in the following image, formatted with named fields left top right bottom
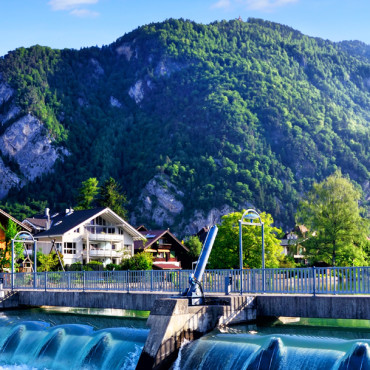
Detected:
left=136, top=296, right=256, bottom=369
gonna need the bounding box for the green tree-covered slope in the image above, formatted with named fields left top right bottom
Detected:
left=0, top=18, right=369, bottom=232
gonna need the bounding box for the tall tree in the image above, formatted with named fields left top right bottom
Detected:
left=209, top=211, right=282, bottom=269
left=75, top=178, right=99, bottom=210
left=98, top=177, right=128, bottom=219
left=297, top=171, right=369, bottom=266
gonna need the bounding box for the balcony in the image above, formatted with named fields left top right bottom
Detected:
left=83, top=248, right=123, bottom=258
left=87, top=233, right=124, bottom=242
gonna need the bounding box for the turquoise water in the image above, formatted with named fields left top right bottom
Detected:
left=1, top=309, right=370, bottom=369
left=174, top=319, right=370, bottom=369
left=0, top=308, right=149, bottom=370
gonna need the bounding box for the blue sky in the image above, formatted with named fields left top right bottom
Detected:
left=0, top=0, right=369, bottom=57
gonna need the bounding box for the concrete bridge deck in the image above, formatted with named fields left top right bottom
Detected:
left=2, top=289, right=370, bottom=320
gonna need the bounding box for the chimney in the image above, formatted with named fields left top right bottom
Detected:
left=45, top=208, right=51, bottom=230
left=65, top=208, right=74, bottom=216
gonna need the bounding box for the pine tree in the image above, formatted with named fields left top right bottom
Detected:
left=98, top=177, right=128, bottom=219
left=75, top=178, right=99, bottom=210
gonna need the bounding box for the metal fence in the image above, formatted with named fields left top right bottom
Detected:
left=2, top=266, right=370, bottom=295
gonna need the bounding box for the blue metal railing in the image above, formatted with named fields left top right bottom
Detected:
left=2, top=266, right=370, bottom=295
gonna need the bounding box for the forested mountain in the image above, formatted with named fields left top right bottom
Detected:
left=0, top=18, right=369, bottom=235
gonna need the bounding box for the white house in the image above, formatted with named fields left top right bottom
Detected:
left=35, top=207, right=145, bottom=266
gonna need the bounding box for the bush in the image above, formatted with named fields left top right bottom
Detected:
left=120, top=252, right=153, bottom=270
left=279, top=255, right=296, bottom=268
left=105, top=263, right=121, bottom=271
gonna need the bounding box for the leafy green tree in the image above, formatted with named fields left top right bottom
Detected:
left=209, top=210, right=282, bottom=269
left=121, top=252, right=153, bottom=270
left=185, top=235, right=202, bottom=259
left=98, top=177, right=128, bottom=219
left=0, top=219, right=23, bottom=272
left=36, top=251, right=64, bottom=272
left=297, top=171, right=369, bottom=266
left=75, top=178, right=99, bottom=210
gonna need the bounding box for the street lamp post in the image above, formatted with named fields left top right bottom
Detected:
left=239, top=209, right=265, bottom=295
left=11, top=231, right=37, bottom=290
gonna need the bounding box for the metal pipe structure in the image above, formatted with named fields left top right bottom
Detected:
left=193, top=225, right=218, bottom=283
left=186, top=225, right=218, bottom=305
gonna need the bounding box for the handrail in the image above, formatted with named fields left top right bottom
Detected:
left=1, top=266, right=370, bottom=295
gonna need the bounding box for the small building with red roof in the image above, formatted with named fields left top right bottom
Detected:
left=134, top=228, right=191, bottom=270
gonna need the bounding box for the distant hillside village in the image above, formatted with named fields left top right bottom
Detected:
left=0, top=206, right=306, bottom=273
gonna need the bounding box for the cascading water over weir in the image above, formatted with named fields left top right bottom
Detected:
left=174, top=332, right=370, bottom=369
left=0, top=320, right=148, bottom=369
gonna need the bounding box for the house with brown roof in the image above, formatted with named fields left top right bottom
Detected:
left=280, top=225, right=309, bottom=264
left=134, top=228, right=191, bottom=270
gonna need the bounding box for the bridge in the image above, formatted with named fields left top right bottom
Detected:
left=2, top=267, right=370, bottom=369
left=1, top=266, right=370, bottom=318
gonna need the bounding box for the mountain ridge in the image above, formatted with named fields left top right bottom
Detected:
left=0, top=18, right=369, bottom=235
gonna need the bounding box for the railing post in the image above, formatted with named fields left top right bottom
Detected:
left=45, top=271, right=47, bottom=291
left=33, top=240, right=37, bottom=289
left=127, top=270, right=130, bottom=293
left=68, top=272, right=71, bottom=290
left=178, top=270, right=181, bottom=294
left=150, top=269, right=153, bottom=291
left=312, top=266, right=316, bottom=297
left=83, top=270, right=85, bottom=291
left=11, top=240, right=14, bottom=291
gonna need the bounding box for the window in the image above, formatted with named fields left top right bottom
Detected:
left=170, top=250, right=176, bottom=258
left=118, top=228, right=124, bottom=235
left=74, top=228, right=80, bottom=233
left=64, top=242, right=76, bottom=254
left=107, top=227, right=115, bottom=234
left=56, top=243, right=62, bottom=252
left=95, top=216, right=106, bottom=226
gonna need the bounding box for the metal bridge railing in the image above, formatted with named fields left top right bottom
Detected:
left=2, top=266, right=370, bottom=295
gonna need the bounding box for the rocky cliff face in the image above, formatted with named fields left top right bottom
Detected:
left=0, top=157, right=21, bottom=199
left=0, top=75, right=68, bottom=198
left=0, top=114, right=66, bottom=181
left=132, top=175, right=238, bottom=236
left=133, top=175, right=184, bottom=227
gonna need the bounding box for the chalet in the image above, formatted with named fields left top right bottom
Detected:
left=280, top=225, right=309, bottom=264
left=23, top=211, right=51, bottom=234
left=35, top=207, right=144, bottom=266
left=134, top=228, right=191, bottom=269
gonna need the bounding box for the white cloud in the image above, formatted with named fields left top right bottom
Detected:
left=48, top=0, right=98, bottom=11
left=244, top=0, right=298, bottom=11
left=211, top=0, right=232, bottom=9
left=70, top=8, right=99, bottom=17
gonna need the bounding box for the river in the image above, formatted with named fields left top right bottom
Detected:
left=0, top=308, right=369, bottom=369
